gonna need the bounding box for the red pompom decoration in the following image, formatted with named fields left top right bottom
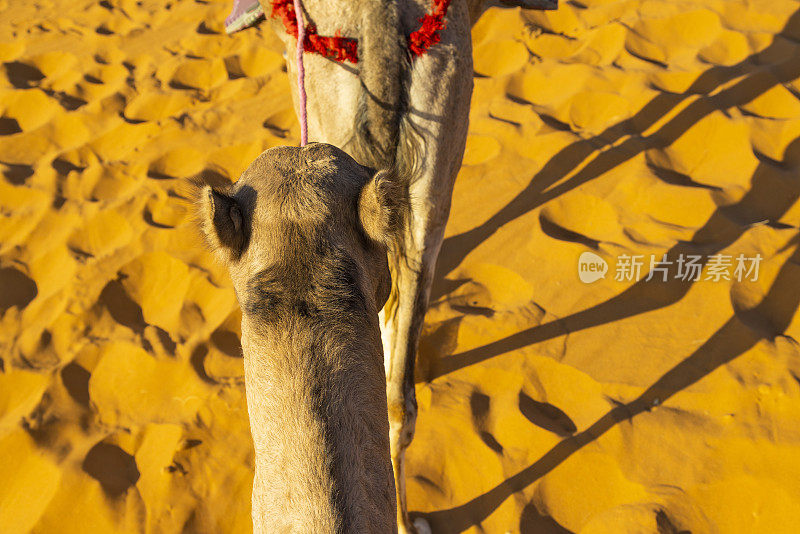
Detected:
left=408, top=0, right=451, bottom=57
left=270, top=0, right=359, bottom=63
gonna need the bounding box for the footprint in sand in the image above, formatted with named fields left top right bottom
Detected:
left=540, top=192, right=626, bottom=246
left=647, top=110, right=758, bottom=190
left=124, top=91, right=195, bottom=122
left=67, top=210, right=134, bottom=260
left=89, top=342, right=210, bottom=427
left=0, top=89, right=61, bottom=132
left=90, top=161, right=146, bottom=203
left=1, top=61, right=45, bottom=89
left=143, top=200, right=186, bottom=229
left=91, top=122, right=159, bottom=162
left=82, top=441, right=140, bottom=498
left=473, top=39, right=528, bottom=78
left=95, top=10, right=137, bottom=37
left=76, top=63, right=128, bottom=101
left=99, top=277, right=146, bottom=335
left=0, top=162, right=34, bottom=184
left=170, top=57, right=227, bottom=91
left=699, top=29, right=751, bottom=66
left=626, top=9, right=723, bottom=66
left=190, top=308, right=243, bottom=384
left=0, top=266, right=38, bottom=314
left=149, top=147, right=206, bottom=179
left=118, top=252, right=191, bottom=333
left=206, top=142, right=263, bottom=179
left=202, top=342, right=245, bottom=384
left=211, top=324, right=242, bottom=359
left=60, top=362, right=91, bottom=407
left=27, top=51, right=80, bottom=89
left=224, top=47, right=283, bottom=79
left=518, top=390, right=576, bottom=437
left=148, top=325, right=179, bottom=357
left=0, top=116, right=21, bottom=135
left=568, top=90, right=629, bottom=134
left=469, top=390, right=504, bottom=454
left=262, top=108, right=297, bottom=139
left=94, top=43, right=126, bottom=65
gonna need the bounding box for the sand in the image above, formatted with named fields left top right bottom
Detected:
left=1, top=0, right=800, bottom=532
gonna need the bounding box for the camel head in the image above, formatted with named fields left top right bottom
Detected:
left=197, top=142, right=400, bottom=324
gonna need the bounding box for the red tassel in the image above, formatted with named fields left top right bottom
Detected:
left=270, top=0, right=360, bottom=63
left=408, top=0, right=452, bottom=57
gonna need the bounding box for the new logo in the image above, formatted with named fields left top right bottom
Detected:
left=578, top=252, right=608, bottom=283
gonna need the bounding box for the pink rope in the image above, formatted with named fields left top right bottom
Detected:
left=292, top=0, right=308, bottom=146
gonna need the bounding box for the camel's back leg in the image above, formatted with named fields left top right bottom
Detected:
left=381, top=4, right=473, bottom=531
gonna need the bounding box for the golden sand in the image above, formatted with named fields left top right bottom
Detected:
left=2, top=0, right=800, bottom=532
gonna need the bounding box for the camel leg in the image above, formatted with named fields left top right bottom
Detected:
left=382, top=245, right=437, bottom=534
left=382, top=171, right=459, bottom=534
left=381, top=5, right=473, bottom=528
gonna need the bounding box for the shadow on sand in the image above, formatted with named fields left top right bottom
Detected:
left=416, top=8, right=800, bottom=532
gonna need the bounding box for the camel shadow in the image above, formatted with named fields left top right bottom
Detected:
left=432, top=9, right=800, bottom=301
left=421, top=236, right=800, bottom=531
left=425, top=6, right=800, bottom=379
left=429, top=134, right=800, bottom=379
left=416, top=6, right=800, bottom=531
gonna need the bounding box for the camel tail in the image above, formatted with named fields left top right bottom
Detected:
left=351, top=1, right=422, bottom=249
left=351, top=1, right=404, bottom=171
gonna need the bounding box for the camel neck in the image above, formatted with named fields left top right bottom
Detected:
left=240, top=315, right=397, bottom=532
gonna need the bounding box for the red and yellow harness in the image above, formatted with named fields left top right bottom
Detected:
left=269, top=0, right=453, bottom=63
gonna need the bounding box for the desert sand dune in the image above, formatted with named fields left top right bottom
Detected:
left=1, top=0, right=800, bottom=532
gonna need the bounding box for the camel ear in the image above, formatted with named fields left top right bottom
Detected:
left=199, top=185, right=246, bottom=260
left=358, top=169, right=402, bottom=247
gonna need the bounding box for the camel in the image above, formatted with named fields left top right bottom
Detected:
left=259, top=0, right=555, bottom=532
left=197, top=143, right=405, bottom=532
left=200, top=0, right=556, bottom=531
